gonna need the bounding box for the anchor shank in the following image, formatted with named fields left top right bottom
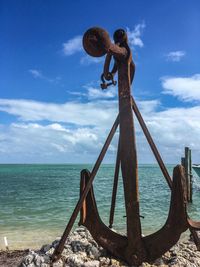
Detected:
left=117, top=60, right=144, bottom=258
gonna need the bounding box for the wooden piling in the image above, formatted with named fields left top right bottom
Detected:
left=189, top=148, right=193, bottom=202
left=181, top=147, right=192, bottom=203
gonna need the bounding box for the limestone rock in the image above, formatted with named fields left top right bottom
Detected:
left=19, top=227, right=200, bottom=267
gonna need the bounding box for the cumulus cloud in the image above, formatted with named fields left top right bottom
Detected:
left=86, top=86, right=117, bottom=100
left=80, top=55, right=104, bottom=65
left=137, top=99, right=160, bottom=114
left=126, top=22, right=145, bottom=48
left=62, top=35, right=83, bottom=56
left=165, top=51, right=186, bottom=62
left=0, top=122, right=102, bottom=163
left=1, top=96, right=200, bottom=163
left=161, top=74, right=200, bottom=102
left=69, top=85, right=117, bottom=100
left=0, top=98, right=117, bottom=127
left=144, top=106, right=200, bottom=157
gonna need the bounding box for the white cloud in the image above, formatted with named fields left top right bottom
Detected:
left=86, top=86, right=117, bottom=100
left=143, top=106, right=200, bottom=155
left=126, top=22, right=145, bottom=48
left=80, top=55, right=104, bottom=65
left=62, top=35, right=83, bottom=56
left=0, top=122, right=102, bottom=163
left=165, top=51, right=186, bottom=62
left=161, top=74, right=200, bottom=102
left=1, top=97, right=200, bottom=163
left=0, top=98, right=117, bottom=127
left=137, top=99, right=160, bottom=114
left=68, top=84, right=117, bottom=100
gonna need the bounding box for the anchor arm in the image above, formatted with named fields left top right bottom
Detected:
left=143, top=165, right=188, bottom=261
left=188, top=218, right=200, bottom=230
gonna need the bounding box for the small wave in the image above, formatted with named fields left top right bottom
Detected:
left=193, top=176, right=200, bottom=191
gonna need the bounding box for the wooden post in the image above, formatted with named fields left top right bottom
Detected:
left=181, top=157, right=185, bottom=168
left=185, top=147, right=190, bottom=202
left=181, top=147, right=192, bottom=203
left=189, top=148, right=193, bottom=203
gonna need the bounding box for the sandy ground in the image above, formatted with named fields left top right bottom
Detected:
left=0, top=250, right=29, bottom=267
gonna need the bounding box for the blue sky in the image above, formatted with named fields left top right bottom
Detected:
left=0, top=0, right=200, bottom=163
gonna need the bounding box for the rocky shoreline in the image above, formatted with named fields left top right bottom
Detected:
left=5, top=227, right=200, bottom=266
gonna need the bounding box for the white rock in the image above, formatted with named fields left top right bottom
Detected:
left=83, top=260, right=100, bottom=267
left=66, top=254, right=84, bottom=267
left=34, top=254, right=44, bottom=266
left=51, top=259, right=64, bottom=267
left=110, top=258, right=120, bottom=266
left=140, top=263, right=152, bottom=267
left=42, top=254, right=51, bottom=263
left=19, top=228, right=200, bottom=267
left=46, top=247, right=55, bottom=255
left=89, top=246, right=100, bottom=259
left=99, top=256, right=110, bottom=266
left=24, top=254, right=34, bottom=265
left=27, top=263, right=37, bottom=267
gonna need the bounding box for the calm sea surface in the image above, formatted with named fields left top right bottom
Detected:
left=0, top=164, right=199, bottom=249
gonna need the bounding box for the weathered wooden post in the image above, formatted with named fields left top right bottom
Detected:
left=181, top=147, right=192, bottom=202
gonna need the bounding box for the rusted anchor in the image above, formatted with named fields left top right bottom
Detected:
left=52, top=27, right=200, bottom=266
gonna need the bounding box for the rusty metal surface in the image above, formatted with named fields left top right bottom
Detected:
left=83, top=27, right=111, bottom=57
left=79, top=165, right=188, bottom=265
left=52, top=27, right=200, bottom=266
left=143, top=165, right=188, bottom=260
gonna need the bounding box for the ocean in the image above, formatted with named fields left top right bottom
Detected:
left=0, top=164, right=199, bottom=250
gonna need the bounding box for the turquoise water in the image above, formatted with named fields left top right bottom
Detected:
left=193, top=166, right=200, bottom=178
left=0, top=164, right=199, bottom=249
